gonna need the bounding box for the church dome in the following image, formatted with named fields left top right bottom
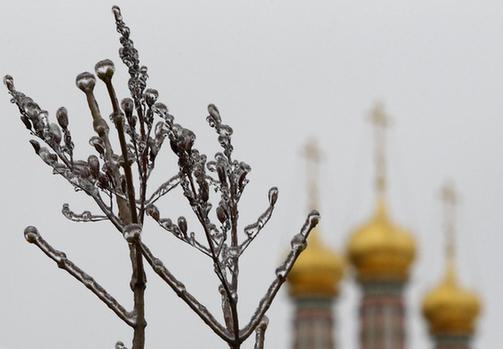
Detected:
left=422, top=265, right=481, bottom=336
left=288, top=226, right=345, bottom=297
left=347, top=198, right=416, bottom=281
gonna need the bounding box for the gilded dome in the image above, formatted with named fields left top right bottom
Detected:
left=422, top=264, right=481, bottom=336
left=288, top=226, right=345, bottom=297
left=347, top=198, right=416, bottom=281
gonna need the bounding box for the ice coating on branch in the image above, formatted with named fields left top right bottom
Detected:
left=3, top=74, right=14, bottom=91
left=95, top=59, right=115, bottom=81
left=76, top=72, right=96, bottom=93
left=6, top=5, right=326, bottom=347
left=24, top=226, right=39, bottom=243
left=124, top=223, right=142, bottom=242
left=24, top=227, right=135, bottom=326
left=62, top=203, right=108, bottom=222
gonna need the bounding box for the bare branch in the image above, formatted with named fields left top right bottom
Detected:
left=253, top=316, right=269, bottom=349
left=138, top=241, right=233, bottom=342
left=23, top=226, right=135, bottom=327
left=239, top=211, right=319, bottom=341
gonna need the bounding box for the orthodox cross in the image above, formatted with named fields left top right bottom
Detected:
left=441, top=182, right=458, bottom=265
left=303, top=139, right=322, bottom=212
left=369, top=101, right=391, bottom=197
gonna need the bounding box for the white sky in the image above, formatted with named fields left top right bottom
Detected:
left=1, top=0, right=502, bottom=348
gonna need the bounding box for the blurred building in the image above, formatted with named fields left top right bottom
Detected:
left=286, top=103, right=481, bottom=349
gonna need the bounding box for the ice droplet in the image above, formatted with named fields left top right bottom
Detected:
left=177, top=216, right=187, bottom=235
left=112, top=5, right=123, bottom=21
left=95, top=59, right=115, bottom=81
left=75, top=72, right=96, bottom=93
left=24, top=226, right=39, bottom=243
left=173, top=280, right=186, bottom=294
left=275, top=266, right=287, bottom=280
left=3, top=74, right=14, bottom=91
left=230, top=291, right=238, bottom=303
left=123, top=223, right=142, bottom=242
left=290, top=233, right=306, bottom=251
left=268, top=187, right=278, bottom=205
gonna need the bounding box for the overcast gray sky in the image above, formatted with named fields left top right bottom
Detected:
left=1, top=0, right=501, bottom=348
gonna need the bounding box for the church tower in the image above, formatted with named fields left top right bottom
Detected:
left=287, top=140, right=345, bottom=349
left=346, top=102, right=416, bottom=349
left=422, top=183, right=481, bottom=349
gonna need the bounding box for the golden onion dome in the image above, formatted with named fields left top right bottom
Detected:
left=347, top=198, right=416, bottom=281
left=287, top=226, right=345, bottom=297
left=422, top=264, right=481, bottom=336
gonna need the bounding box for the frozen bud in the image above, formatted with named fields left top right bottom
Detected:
left=144, top=88, right=158, bottom=107
left=177, top=216, right=187, bottom=235
left=93, top=117, right=109, bottom=136
left=39, top=147, right=57, bottom=165
left=121, top=98, right=134, bottom=115
left=123, top=223, right=142, bottom=243
left=207, top=104, right=221, bottom=125
left=268, top=187, right=278, bottom=205
left=199, top=182, right=209, bottom=202
left=49, top=123, right=62, bottom=144
left=112, top=5, right=123, bottom=21
left=56, top=107, right=69, bottom=129
left=217, top=165, right=226, bottom=185
left=181, top=129, right=195, bottom=152
left=3, top=74, right=14, bottom=91
left=95, top=59, right=115, bottom=81
left=216, top=205, right=227, bottom=224
left=219, top=124, right=233, bottom=137
left=152, top=102, right=169, bottom=117
left=75, top=72, right=96, bottom=93
left=89, top=136, right=105, bottom=155
left=29, top=139, right=41, bottom=154
left=24, top=226, right=39, bottom=243
left=88, top=155, right=100, bottom=178
left=154, top=121, right=166, bottom=138
left=24, top=101, right=41, bottom=119
left=145, top=204, right=160, bottom=221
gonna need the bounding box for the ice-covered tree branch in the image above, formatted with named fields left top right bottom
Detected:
left=6, top=5, right=323, bottom=348
left=253, top=315, right=269, bottom=349
left=138, top=240, right=232, bottom=342
left=23, top=226, right=135, bottom=327
left=240, top=211, right=319, bottom=341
